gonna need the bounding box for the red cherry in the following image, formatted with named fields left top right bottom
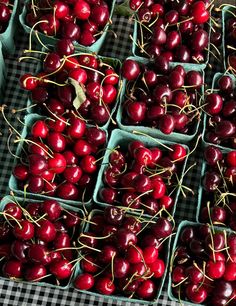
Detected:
left=190, top=1, right=210, bottom=24
left=74, top=273, right=95, bottom=290
left=95, top=277, right=115, bottom=295
left=49, top=258, right=72, bottom=279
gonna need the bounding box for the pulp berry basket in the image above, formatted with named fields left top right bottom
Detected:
left=116, top=56, right=204, bottom=144
left=202, top=72, right=236, bottom=150
left=0, top=0, right=20, bottom=54
left=167, top=220, right=234, bottom=305
left=0, top=41, right=6, bottom=98
left=132, top=16, right=211, bottom=71
left=93, top=128, right=189, bottom=218
left=196, top=146, right=232, bottom=224
left=8, top=113, right=106, bottom=208
left=222, top=5, right=235, bottom=71
left=19, top=0, right=116, bottom=54
left=0, top=195, right=85, bottom=289
left=26, top=52, right=122, bottom=132
left=72, top=208, right=171, bottom=303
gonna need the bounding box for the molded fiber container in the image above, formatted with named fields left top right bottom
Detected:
left=222, top=5, right=234, bottom=71
left=93, top=128, right=189, bottom=218
left=0, top=41, right=6, bottom=98
left=26, top=53, right=122, bottom=131
left=0, top=0, right=19, bottom=54
left=8, top=113, right=106, bottom=208
left=196, top=146, right=232, bottom=224
left=202, top=72, right=236, bottom=150
left=116, top=56, right=204, bottom=144
left=167, top=220, right=233, bottom=305
left=132, top=17, right=211, bottom=70
left=0, top=194, right=85, bottom=289
left=19, top=0, right=116, bottom=54
left=72, top=208, right=170, bottom=303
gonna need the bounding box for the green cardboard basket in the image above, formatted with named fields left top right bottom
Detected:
left=26, top=52, right=122, bottom=131
left=0, top=0, right=20, bottom=54
left=222, top=5, right=235, bottom=71
left=167, top=220, right=234, bottom=305
left=19, top=0, right=116, bottom=54
left=8, top=113, right=107, bottom=208
left=72, top=208, right=170, bottom=303
left=0, top=194, right=85, bottom=289
left=196, top=146, right=232, bottom=224
left=116, top=56, right=204, bottom=144
left=93, top=128, right=189, bottom=218
left=132, top=16, right=211, bottom=70
left=0, top=41, right=6, bottom=98
left=202, top=72, right=236, bottom=150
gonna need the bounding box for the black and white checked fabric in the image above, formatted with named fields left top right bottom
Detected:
left=0, top=2, right=224, bottom=305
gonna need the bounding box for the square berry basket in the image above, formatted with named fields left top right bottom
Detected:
left=8, top=113, right=107, bottom=208
left=131, top=14, right=211, bottom=71
left=25, top=51, right=122, bottom=132
left=196, top=145, right=233, bottom=226
left=72, top=208, right=171, bottom=304
left=202, top=72, right=236, bottom=150
left=93, top=128, right=189, bottom=218
left=0, top=0, right=20, bottom=54
left=116, top=56, right=204, bottom=144
left=0, top=194, right=85, bottom=289
left=19, top=0, right=116, bottom=54
left=0, top=41, right=6, bottom=98
left=167, top=220, right=234, bottom=305
left=222, top=5, right=234, bottom=71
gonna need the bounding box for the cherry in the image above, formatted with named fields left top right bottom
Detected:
left=95, top=277, right=115, bottom=295
left=74, top=0, right=91, bottom=20
left=13, top=164, right=29, bottom=181
left=122, top=59, right=140, bottom=81
left=3, top=259, right=23, bottom=278
left=28, top=244, right=51, bottom=265
left=42, top=200, right=62, bottom=221
left=204, top=145, right=223, bottom=166
left=11, top=240, right=30, bottom=263
left=81, top=255, right=99, bottom=274
left=136, top=279, right=157, bottom=300
left=74, top=273, right=94, bottom=290
left=113, top=257, right=130, bottom=278
left=36, top=219, right=56, bottom=242
left=90, top=4, right=109, bottom=27
left=205, top=94, right=223, bottom=115
left=4, top=203, right=22, bottom=220
left=149, top=258, right=165, bottom=278
left=25, top=264, right=47, bottom=281
left=61, top=22, right=80, bottom=40
left=50, top=258, right=72, bottom=279
left=185, top=283, right=207, bottom=303
left=190, top=1, right=209, bottom=24
left=115, top=229, right=137, bottom=250
left=13, top=220, right=35, bottom=241
left=151, top=217, right=172, bottom=239
left=206, top=260, right=225, bottom=279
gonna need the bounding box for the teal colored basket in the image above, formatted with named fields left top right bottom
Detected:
left=196, top=146, right=232, bottom=224
left=0, top=41, right=6, bottom=98
left=0, top=194, right=85, bottom=289
left=0, top=0, right=20, bottom=54
left=202, top=72, right=236, bottom=150
left=26, top=52, right=122, bottom=131
left=72, top=208, right=170, bottom=303
left=8, top=113, right=106, bottom=208
left=116, top=56, right=204, bottom=144
left=167, top=220, right=234, bottom=305
left=222, top=5, right=235, bottom=71
left=132, top=16, right=211, bottom=70
left=19, top=0, right=116, bottom=54
left=93, top=129, right=189, bottom=218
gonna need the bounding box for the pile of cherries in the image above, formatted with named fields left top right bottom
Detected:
left=121, top=58, right=203, bottom=135
left=204, top=74, right=236, bottom=148
left=171, top=223, right=236, bottom=305
left=25, top=0, right=112, bottom=47
left=199, top=145, right=236, bottom=230
left=225, top=8, right=236, bottom=73
left=0, top=198, right=83, bottom=285
left=74, top=206, right=173, bottom=301
left=12, top=115, right=106, bottom=201
left=0, top=0, right=12, bottom=33
left=99, top=139, right=187, bottom=216
left=129, top=0, right=210, bottom=63
left=20, top=45, right=120, bottom=126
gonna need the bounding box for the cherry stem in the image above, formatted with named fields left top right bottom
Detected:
left=132, top=131, right=173, bottom=151
left=29, top=20, right=49, bottom=52
left=2, top=212, right=22, bottom=229
left=1, top=105, right=22, bottom=138
left=110, top=253, right=116, bottom=283
left=172, top=276, right=189, bottom=288
left=35, top=30, right=50, bottom=51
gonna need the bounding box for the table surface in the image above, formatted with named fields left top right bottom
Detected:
left=0, top=1, right=226, bottom=305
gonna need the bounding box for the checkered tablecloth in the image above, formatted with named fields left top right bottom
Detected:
left=0, top=1, right=224, bottom=305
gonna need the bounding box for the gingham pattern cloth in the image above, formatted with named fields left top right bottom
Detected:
left=0, top=1, right=223, bottom=305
